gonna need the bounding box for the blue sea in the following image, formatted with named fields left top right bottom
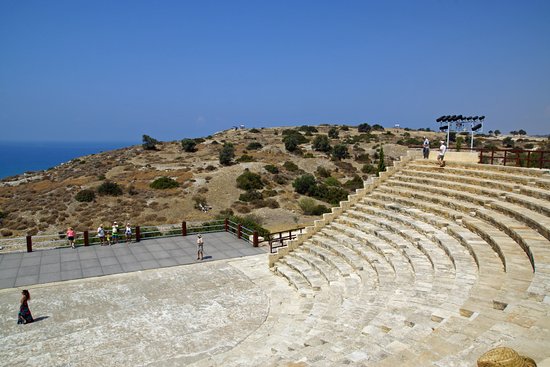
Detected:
left=0, top=141, right=135, bottom=179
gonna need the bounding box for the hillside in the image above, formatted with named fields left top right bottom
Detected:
left=0, top=125, right=548, bottom=238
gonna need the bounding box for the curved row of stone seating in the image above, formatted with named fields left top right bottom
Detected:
left=207, top=157, right=550, bottom=366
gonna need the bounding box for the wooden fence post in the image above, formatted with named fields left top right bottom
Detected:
left=237, top=224, right=242, bottom=239
left=253, top=231, right=258, bottom=247
left=224, top=218, right=229, bottom=232
left=182, top=221, right=187, bottom=236
left=135, top=226, right=141, bottom=242
left=26, top=235, right=32, bottom=253
left=84, top=231, right=89, bottom=246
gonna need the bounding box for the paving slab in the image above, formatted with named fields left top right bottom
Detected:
left=0, top=232, right=266, bottom=289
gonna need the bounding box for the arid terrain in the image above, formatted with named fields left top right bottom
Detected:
left=0, top=125, right=547, bottom=239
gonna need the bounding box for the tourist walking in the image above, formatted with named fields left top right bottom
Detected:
left=66, top=227, right=75, bottom=249
left=437, top=140, right=447, bottom=167
left=111, top=222, right=119, bottom=244
left=17, top=289, right=34, bottom=324
left=125, top=223, right=132, bottom=243
left=97, top=224, right=106, bottom=245
left=197, top=234, right=204, bottom=260
left=422, top=137, right=430, bottom=159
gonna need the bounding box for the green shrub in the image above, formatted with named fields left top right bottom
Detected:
left=274, top=174, right=288, bottom=185
left=299, top=197, right=331, bottom=216
left=343, top=175, right=364, bottom=191
left=312, top=135, right=331, bottom=152
left=75, top=189, right=96, bottom=202
left=328, top=127, right=339, bottom=139
left=293, top=174, right=317, bottom=195
left=252, top=198, right=279, bottom=209
left=246, top=142, right=263, bottom=150
left=362, top=164, right=377, bottom=174
left=297, top=125, right=318, bottom=133
left=262, top=189, right=278, bottom=197
left=372, top=124, right=385, bottom=131
left=377, top=146, right=386, bottom=175
left=236, top=155, right=255, bottom=162
left=264, top=164, right=279, bottom=174
left=332, top=144, right=350, bottom=160
left=283, top=161, right=299, bottom=172
left=150, top=176, right=180, bottom=189
left=313, top=184, right=349, bottom=205
left=316, top=166, right=331, bottom=178
left=324, top=177, right=341, bottom=187
left=357, top=123, right=371, bottom=133
left=239, top=190, right=263, bottom=202
left=355, top=153, right=371, bottom=163
left=249, top=128, right=260, bottom=133
left=219, top=143, right=235, bottom=165
left=181, top=139, right=197, bottom=152
left=236, top=169, right=264, bottom=190
left=97, top=181, right=123, bottom=196
left=142, top=134, right=159, bottom=150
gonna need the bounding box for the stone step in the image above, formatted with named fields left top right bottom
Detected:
left=281, top=255, right=327, bottom=291
left=407, top=161, right=550, bottom=190
left=402, top=166, right=550, bottom=203
left=393, top=172, right=550, bottom=237
left=313, top=231, right=367, bottom=271
left=273, top=263, right=313, bottom=297
left=301, top=242, right=354, bottom=277
left=354, top=201, right=478, bottom=277
left=292, top=250, right=340, bottom=283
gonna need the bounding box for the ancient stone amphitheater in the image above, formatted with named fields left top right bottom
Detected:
left=222, top=153, right=550, bottom=366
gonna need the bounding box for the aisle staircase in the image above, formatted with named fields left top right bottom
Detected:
left=264, top=154, right=550, bottom=366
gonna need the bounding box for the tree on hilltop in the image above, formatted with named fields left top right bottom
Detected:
left=181, top=139, right=197, bottom=152
left=357, top=123, right=371, bottom=133
left=142, top=135, right=160, bottom=150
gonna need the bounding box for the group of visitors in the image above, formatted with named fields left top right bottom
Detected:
left=64, top=222, right=133, bottom=248
left=96, top=222, right=133, bottom=245
left=422, top=137, right=446, bottom=167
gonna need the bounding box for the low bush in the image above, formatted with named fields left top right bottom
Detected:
left=283, top=161, right=299, bottom=172
left=236, top=155, right=255, bottom=162
left=264, top=164, right=279, bottom=174
left=236, top=169, right=264, bottom=190
left=150, top=177, right=180, bottom=189
left=239, top=190, right=263, bottom=202
left=299, top=198, right=331, bottom=216
left=343, top=175, right=364, bottom=191
left=97, top=181, right=123, bottom=196
left=246, top=142, right=263, bottom=150
left=75, top=189, right=96, bottom=202
left=181, top=139, right=197, bottom=152
left=324, top=177, right=341, bottom=187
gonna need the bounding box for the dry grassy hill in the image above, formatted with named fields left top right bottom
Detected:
left=0, top=125, right=547, bottom=238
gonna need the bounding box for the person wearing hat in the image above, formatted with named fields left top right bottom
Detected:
left=437, top=140, right=446, bottom=167
left=197, top=234, right=204, bottom=260
left=477, top=347, right=537, bottom=367
left=111, top=221, right=119, bottom=244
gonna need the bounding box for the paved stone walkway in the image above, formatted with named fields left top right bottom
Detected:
left=0, top=232, right=266, bottom=289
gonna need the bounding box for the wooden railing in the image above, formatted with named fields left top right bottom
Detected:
left=0, top=218, right=260, bottom=253
left=264, top=227, right=306, bottom=253
left=478, top=148, right=550, bottom=169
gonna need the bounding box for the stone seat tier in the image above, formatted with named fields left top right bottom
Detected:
left=353, top=200, right=478, bottom=278
left=391, top=172, right=550, bottom=240
left=407, top=161, right=550, bottom=189
left=402, top=166, right=550, bottom=203
left=341, top=208, right=476, bottom=308
left=382, top=179, right=544, bottom=271
left=372, top=186, right=536, bottom=304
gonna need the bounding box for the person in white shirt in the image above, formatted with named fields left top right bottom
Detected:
left=437, top=140, right=447, bottom=167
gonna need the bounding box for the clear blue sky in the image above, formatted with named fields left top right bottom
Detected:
left=1, top=0, right=549, bottom=142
